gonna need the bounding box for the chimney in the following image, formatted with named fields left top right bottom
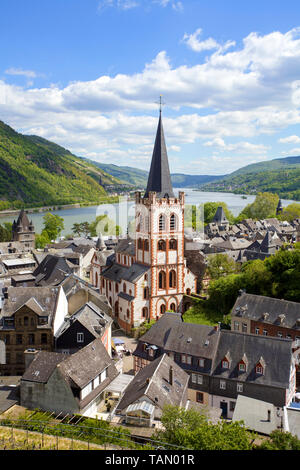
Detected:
left=169, top=366, right=173, bottom=386
left=24, top=349, right=39, bottom=370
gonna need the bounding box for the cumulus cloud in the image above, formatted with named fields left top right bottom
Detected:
left=2, top=28, right=300, bottom=170
left=279, top=135, right=300, bottom=144
left=5, top=68, right=38, bottom=78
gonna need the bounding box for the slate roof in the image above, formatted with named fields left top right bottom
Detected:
left=21, top=351, right=65, bottom=384
left=144, top=112, right=175, bottom=199
left=102, top=262, right=149, bottom=284
left=213, top=207, right=228, bottom=225
left=115, top=238, right=135, bottom=256
left=59, top=339, right=117, bottom=390
left=211, top=329, right=292, bottom=389
left=55, top=301, right=111, bottom=340
left=0, top=286, right=60, bottom=323
left=34, top=254, right=72, bottom=286
left=232, top=292, right=300, bottom=329
left=116, top=353, right=189, bottom=413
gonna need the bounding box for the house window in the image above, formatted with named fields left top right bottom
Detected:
left=138, top=238, right=143, bottom=250
left=16, top=334, right=22, bottom=345
left=263, top=329, right=268, bottom=336
left=230, top=401, right=236, bottom=412
left=196, top=392, right=204, bottom=403
left=182, top=355, right=192, bottom=365
left=77, top=332, right=84, bottom=343
left=242, top=323, right=247, bottom=333
left=143, top=287, right=149, bottom=299
left=220, top=380, right=226, bottom=390
left=24, top=317, right=28, bottom=326
left=41, top=333, right=47, bottom=345
left=144, top=239, right=149, bottom=251
left=100, top=368, right=107, bottom=382
left=222, top=360, right=229, bottom=369
left=234, top=321, right=239, bottom=331
left=237, top=383, right=243, bottom=393
left=28, top=334, right=35, bottom=345
left=256, top=365, right=263, bottom=375
left=277, top=332, right=283, bottom=338
left=255, top=327, right=260, bottom=335
left=199, top=358, right=205, bottom=367
left=238, top=363, right=246, bottom=372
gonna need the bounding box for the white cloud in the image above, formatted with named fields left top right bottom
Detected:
left=279, top=135, right=300, bottom=144
left=5, top=68, right=37, bottom=79
left=2, top=28, right=300, bottom=171
left=182, top=28, right=220, bottom=53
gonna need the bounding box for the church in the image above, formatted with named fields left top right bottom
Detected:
left=91, top=110, right=197, bottom=332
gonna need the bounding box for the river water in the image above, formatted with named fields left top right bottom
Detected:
left=0, top=190, right=295, bottom=236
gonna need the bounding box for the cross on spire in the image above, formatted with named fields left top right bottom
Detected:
left=155, top=94, right=165, bottom=115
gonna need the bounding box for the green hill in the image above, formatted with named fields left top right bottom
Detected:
left=200, top=155, right=300, bottom=200
left=0, top=120, right=121, bottom=210
left=93, top=162, right=224, bottom=188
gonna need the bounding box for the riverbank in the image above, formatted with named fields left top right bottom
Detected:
left=0, top=195, right=134, bottom=218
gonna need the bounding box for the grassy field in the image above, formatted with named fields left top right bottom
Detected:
left=182, top=298, right=230, bottom=326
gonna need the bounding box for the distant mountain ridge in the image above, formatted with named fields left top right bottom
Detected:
left=200, top=155, right=300, bottom=201
left=93, top=162, right=225, bottom=188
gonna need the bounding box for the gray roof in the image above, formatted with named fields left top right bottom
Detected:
left=55, top=301, right=111, bottom=339
left=213, top=207, right=228, bottom=225
left=0, top=286, right=60, bottom=324
left=117, top=353, right=189, bottom=412
left=115, top=238, right=135, bottom=256
left=102, top=262, right=149, bottom=284
left=212, top=330, right=292, bottom=389
left=232, top=395, right=281, bottom=435
left=59, top=338, right=117, bottom=389
left=144, top=112, right=175, bottom=199
left=232, top=292, right=300, bottom=329
left=21, top=351, right=65, bottom=384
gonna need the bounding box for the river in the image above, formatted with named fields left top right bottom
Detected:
left=0, top=190, right=296, bottom=236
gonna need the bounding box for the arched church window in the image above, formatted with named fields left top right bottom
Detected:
left=170, top=302, right=176, bottom=312
left=158, top=271, right=166, bottom=289
left=169, top=270, right=176, bottom=288
left=160, top=304, right=166, bottom=315
left=138, top=238, right=143, bottom=250
left=169, top=239, right=177, bottom=250
left=158, top=239, right=166, bottom=251
left=144, top=239, right=149, bottom=251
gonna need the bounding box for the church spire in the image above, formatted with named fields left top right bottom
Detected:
left=144, top=106, right=174, bottom=199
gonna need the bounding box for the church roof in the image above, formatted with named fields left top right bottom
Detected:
left=144, top=112, right=175, bottom=199
left=213, top=206, right=228, bottom=225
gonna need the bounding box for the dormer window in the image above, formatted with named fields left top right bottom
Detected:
left=238, top=362, right=246, bottom=372
left=256, top=365, right=263, bottom=375
left=222, top=360, right=229, bottom=369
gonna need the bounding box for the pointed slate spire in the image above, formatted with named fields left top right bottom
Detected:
left=276, top=199, right=283, bottom=215
left=144, top=110, right=174, bottom=199
left=96, top=232, right=106, bottom=251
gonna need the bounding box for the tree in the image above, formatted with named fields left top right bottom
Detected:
left=153, top=405, right=254, bottom=450
left=35, top=230, right=51, bottom=249
left=0, top=222, right=12, bottom=242
left=278, top=203, right=300, bottom=222
left=42, top=213, right=64, bottom=241
left=89, top=215, right=121, bottom=237
left=207, top=274, right=243, bottom=315
left=204, top=201, right=234, bottom=224
left=256, top=430, right=300, bottom=450
left=236, top=192, right=279, bottom=221
left=206, top=253, right=237, bottom=280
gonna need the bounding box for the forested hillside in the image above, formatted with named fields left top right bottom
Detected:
left=0, top=121, right=121, bottom=210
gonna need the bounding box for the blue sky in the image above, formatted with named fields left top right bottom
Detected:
left=1, top=0, right=300, bottom=175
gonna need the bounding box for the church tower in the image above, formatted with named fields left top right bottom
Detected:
left=135, top=109, right=186, bottom=319
left=12, top=209, right=35, bottom=251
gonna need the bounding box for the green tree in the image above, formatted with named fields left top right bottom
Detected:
left=256, top=430, right=300, bottom=450
left=204, top=201, right=234, bottom=224
left=153, top=405, right=254, bottom=450
left=236, top=192, right=279, bottom=221
left=35, top=230, right=51, bottom=249
left=206, top=253, right=237, bottom=280
left=0, top=222, right=12, bottom=242
left=278, top=203, right=300, bottom=222
left=207, top=274, right=243, bottom=315
left=89, top=215, right=121, bottom=237
left=42, top=213, right=64, bottom=241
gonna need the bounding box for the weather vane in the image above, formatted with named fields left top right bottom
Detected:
left=155, top=94, right=165, bottom=114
